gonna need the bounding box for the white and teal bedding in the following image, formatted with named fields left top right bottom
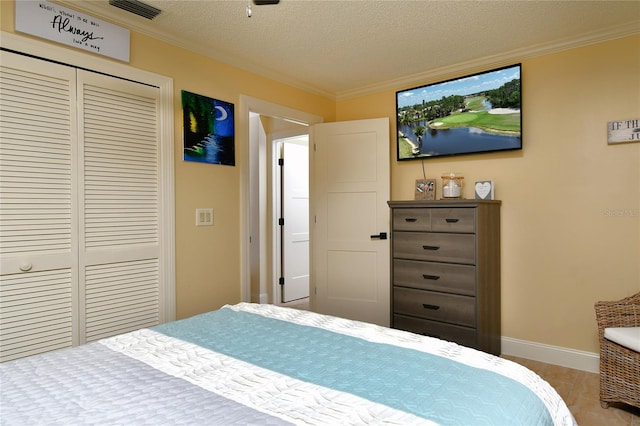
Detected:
left=1, top=303, right=576, bottom=425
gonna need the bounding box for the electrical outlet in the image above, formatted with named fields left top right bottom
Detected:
left=195, top=208, right=214, bottom=226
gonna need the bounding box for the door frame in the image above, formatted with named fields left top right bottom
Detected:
left=0, top=31, right=176, bottom=323
left=239, top=96, right=322, bottom=305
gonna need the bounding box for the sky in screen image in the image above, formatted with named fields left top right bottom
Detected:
left=397, top=66, right=520, bottom=109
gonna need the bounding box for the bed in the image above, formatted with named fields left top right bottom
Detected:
left=1, top=303, right=576, bottom=425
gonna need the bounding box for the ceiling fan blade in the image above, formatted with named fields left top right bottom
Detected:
left=253, top=0, right=280, bottom=5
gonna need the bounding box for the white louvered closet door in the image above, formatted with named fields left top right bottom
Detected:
left=0, top=52, right=79, bottom=361
left=77, top=71, right=161, bottom=343
left=0, top=51, right=163, bottom=362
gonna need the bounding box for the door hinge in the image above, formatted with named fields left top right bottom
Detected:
left=278, top=158, right=284, bottom=166
left=279, top=217, right=284, bottom=226
left=279, top=277, right=285, bottom=285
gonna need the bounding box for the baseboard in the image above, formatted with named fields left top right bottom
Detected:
left=501, top=336, right=600, bottom=374
left=250, top=293, right=270, bottom=304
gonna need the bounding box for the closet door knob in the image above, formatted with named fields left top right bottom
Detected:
left=19, top=263, right=33, bottom=272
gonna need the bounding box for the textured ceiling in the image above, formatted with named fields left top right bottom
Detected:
left=56, top=0, right=640, bottom=99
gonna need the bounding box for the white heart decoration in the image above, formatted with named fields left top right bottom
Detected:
left=475, top=182, right=492, bottom=199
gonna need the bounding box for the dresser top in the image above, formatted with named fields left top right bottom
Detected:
left=387, top=199, right=501, bottom=208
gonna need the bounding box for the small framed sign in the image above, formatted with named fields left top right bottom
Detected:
left=475, top=181, right=494, bottom=200
left=608, top=118, right=640, bottom=144
left=415, top=179, right=436, bottom=200
left=15, top=0, right=130, bottom=62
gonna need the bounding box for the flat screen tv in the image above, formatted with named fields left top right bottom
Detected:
left=396, top=64, right=522, bottom=160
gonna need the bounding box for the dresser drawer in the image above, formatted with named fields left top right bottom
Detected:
left=393, top=287, right=476, bottom=327
left=430, top=208, right=476, bottom=233
left=393, top=232, right=476, bottom=264
left=392, top=208, right=431, bottom=231
left=393, top=314, right=477, bottom=348
left=393, top=259, right=476, bottom=295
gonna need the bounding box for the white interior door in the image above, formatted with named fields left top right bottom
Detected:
left=311, top=118, right=390, bottom=326
left=281, top=140, right=309, bottom=302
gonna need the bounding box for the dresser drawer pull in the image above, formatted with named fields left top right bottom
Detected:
left=445, top=218, right=459, bottom=223
left=422, top=245, right=440, bottom=250
left=422, top=274, right=440, bottom=280
left=404, top=218, right=417, bottom=222
left=422, top=303, right=440, bottom=310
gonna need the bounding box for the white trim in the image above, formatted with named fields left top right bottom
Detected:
left=158, top=74, right=176, bottom=323
left=501, top=336, right=599, bottom=374
left=1, top=31, right=176, bottom=323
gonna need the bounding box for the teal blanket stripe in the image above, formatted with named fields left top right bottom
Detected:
left=153, top=308, right=552, bottom=425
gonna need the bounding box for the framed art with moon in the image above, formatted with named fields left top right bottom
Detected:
left=182, top=90, right=235, bottom=166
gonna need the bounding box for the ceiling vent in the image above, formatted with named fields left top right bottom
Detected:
left=109, top=0, right=161, bottom=20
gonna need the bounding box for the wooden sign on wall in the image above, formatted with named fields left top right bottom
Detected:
left=608, top=118, right=640, bottom=144
left=15, top=0, right=130, bottom=62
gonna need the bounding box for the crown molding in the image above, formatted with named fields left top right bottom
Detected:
left=336, top=20, right=640, bottom=101
left=46, top=2, right=640, bottom=102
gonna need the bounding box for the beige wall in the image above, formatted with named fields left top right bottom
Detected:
left=126, top=33, right=335, bottom=319
left=2, top=0, right=638, bottom=354
left=337, top=36, right=640, bottom=353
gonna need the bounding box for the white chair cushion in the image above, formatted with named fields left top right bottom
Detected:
left=604, top=326, right=640, bottom=352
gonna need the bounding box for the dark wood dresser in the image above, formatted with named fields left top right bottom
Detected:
left=387, top=200, right=501, bottom=355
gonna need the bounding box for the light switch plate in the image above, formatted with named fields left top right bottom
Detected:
left=196, top=208, right=214, bottom=226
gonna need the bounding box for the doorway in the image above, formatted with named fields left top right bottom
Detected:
left=241, top=98, right=391, bottom=324
left=239, top=96, right=323, bottom=307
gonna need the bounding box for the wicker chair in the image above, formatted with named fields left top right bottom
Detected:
left=594, top=292, right=640, bottom=409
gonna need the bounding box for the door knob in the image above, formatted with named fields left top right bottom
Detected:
left=370, top=232, right=387, bottom=240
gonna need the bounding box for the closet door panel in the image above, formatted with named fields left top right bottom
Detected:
left=77, top=71, right=161, bottom=342
left=1, top=52, right=166, bottom=360
left=0, top=52, right=78, bottom=361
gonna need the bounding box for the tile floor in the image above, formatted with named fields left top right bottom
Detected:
left=282, top=298, right=640, bottom=425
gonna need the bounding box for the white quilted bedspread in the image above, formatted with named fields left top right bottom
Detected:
left=1, top=303, right=577, bottom=426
